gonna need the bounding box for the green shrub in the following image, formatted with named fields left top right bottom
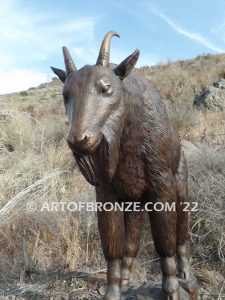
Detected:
left=196, top=53, right=214, bottom=60
left=20, top=90, right=29, bottom=96
left=38, top=83, right=47, bottom=89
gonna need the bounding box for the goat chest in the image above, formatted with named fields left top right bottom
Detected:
left=111, top=152, right=146, bottom=200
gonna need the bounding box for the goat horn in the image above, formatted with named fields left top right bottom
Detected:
left=62, top=46, right=76, bottom=74
left=96, top=31, right=120, bottom=67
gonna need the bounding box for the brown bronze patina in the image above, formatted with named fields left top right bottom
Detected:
left=51, top=31, right=198, bottom=300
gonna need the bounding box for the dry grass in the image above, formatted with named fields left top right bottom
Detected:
left=0, top=83, right=97, bottom=277
left=182, top=141, right=225, bottom=296
left=0, top=54, right=225, bottom=298
left=139, top=53, right=225, bottom=141
left=139, top=54, right=225, bottom=107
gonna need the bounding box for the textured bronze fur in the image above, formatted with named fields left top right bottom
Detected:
left=51, top=31, right=197, bottom=300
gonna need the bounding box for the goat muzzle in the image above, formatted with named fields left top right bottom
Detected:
left=67, top=132, right=103, bottom=155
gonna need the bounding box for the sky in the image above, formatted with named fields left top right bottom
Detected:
left=1, top=0, right=225, bottom=94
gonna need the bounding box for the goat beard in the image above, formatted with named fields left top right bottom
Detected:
left=73, top=110, right=123, bottom=186
left=74, top=136, right=110, bottom=186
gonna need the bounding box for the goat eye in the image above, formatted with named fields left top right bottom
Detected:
left=102, top=84, right=110, bottom=92
left=97, top=78, right=113, bottom=95
left=102, top=84, right=113, bottom=95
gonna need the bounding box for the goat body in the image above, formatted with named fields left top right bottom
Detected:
left=51, top=31, right=198, bottom=300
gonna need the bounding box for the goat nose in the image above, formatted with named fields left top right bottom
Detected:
left=75, top=134, right=88, bottom=143
left=66, top=132, right=89, bottom=147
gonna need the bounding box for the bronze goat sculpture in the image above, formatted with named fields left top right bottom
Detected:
left=51, top=31, right=198, bottom=300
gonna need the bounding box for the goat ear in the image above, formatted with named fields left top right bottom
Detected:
left=114, top=49, right=140, bottom=80
left=51, top=66, right=67, bottom=83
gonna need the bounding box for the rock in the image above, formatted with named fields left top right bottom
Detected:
left=128, top=283, right=162, bottom=300
left=98, top=284, right=106, bottom=296
left=194, top=79, right=225, bottom=111
left=120, top=277, right=198, bottom=300
left=213, top=79, right=225, bottom=89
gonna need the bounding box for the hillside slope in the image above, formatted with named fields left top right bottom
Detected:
left=0, top=54, right=225, bottom=299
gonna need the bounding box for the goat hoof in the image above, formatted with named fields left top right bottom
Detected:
left=121, top=278, right=129, bottom=287
left=104, top=283, right=121, bottom=300
left=163, top=293, right=180, bottom=300
left=178, top=270, right=191, bottom=280
left=162, top=276, right=179, bottom=300
left=178, top=257, right=191, bottom=280
left=121, top=264, right=131, bottom=288
left=179, top=276, right=199, bottom=300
